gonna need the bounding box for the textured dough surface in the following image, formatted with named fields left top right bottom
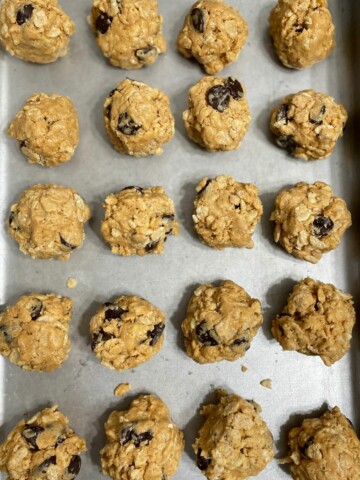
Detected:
left=272, top=278, right=355, bottom=366
left=90, top=295, right=165, bottom=371
left=269, top=0, right=335, bottom=69
left=0, top=293, right=72, bottom=372
left=270, top=90, right=347, bottom=160
left=194, top=390, right=274, bottom=479
left=7, top=184, right=91, bottom=260
left=101, top=395, right=184, bottom=480
left=89, top=0, right=166, bottom=69
left=8, top=93, right=79, bottom=167
left=183, top=76, right=251, bottom=151
left=177, top=0, right=248, bottom=74
left=0, top=405, right=87, bottom=480
left=281, top=407, right=360, bottom=480
left=182, top=280, right=263, bottom=364
left=270, top=182, right=351, bottom=263
left=193, top=175, right=263, bottom=249
left=101, top=186, right=179, bottom=256
left=0, top=0, right=75, bottom=63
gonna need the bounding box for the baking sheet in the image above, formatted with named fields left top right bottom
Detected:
left=0, top=1, right=359, bottom=478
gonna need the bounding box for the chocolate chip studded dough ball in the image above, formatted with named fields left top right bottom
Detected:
left=0, top=0, right=75, bottom=63
left=183, top=76, right=251, bottom=151
left=104, top=79, right=174, bottom=156
left=0, top=293, right=72, bottom=372
left=281, top=407, right=360, bottom=480
left=0, top=405, right=87, bottom=480
left=7, top=184, right=91, bottom=260
left=193, top=175, right=263, bottom=249
left=101, top=395, right=184, bottom=480
left=270, top=182, right=351, bottom=263
left=270, top=90, right=347, bottom=160
left=182, top=280, right=263, bottom=364
left=8, top=93, right=79, bottom=167
left=177, top=0, right=248, bottom=74
left=194, top=390, right=274, bottom=479
left=272, top=278, right=355, bottom=366
left=101, top=186, right=179, bottom=256
left=269, top=0, right=335, bottom=69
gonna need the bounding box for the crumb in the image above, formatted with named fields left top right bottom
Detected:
left=241, top=365, right=247, bottom=373
left=260, top=379, right=272, bottom=390
left=114, top=383, right=131, bottom=397
left=67, top=277, right=77, bottom=289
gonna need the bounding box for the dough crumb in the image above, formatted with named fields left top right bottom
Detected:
left=241, top=365, right=248, bottom=373
left=260, top=379, right=272, bottom=390
left=67, top=277, right=77, bottom=289
left=114, top=383, right=132, bottom=397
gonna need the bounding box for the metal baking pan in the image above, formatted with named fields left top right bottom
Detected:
left=0, top=1, right=359, bottom=478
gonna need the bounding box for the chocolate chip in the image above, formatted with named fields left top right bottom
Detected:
left=226, top=77, right=244, bottom=100
left=276, top=104, right=290, bottom=124
left=119, top=425, right=134, bottom=446
left=36, top=456, right=56, bottom=473
left=104, top=305, right=128, bottom=320
left=314, top=300, right=321, bottom=312
left=145, top=240, right=159, bottom=252
left=232, top=337, right=248, bottom=346
left=119, top=426, right=153, bottom=447
left=147, top=323, right=165, bottom=346
left=60, top=235, right=77, bottom=250
left=0, top=325, right=12, bottom=343
left=16, top=4, right=34, bottom=25
left=96, top=12, right=113, bottom=34
left=66, top=455, right=81, bottom=478
left=300, top=436, right=314, bottom=457
left=206, top=85, right=231, bottom=113
left=8, top=212, right=19, bottom=231
left=195, top=321, right=218, bottom=346
left=118, top=112, right=142, bottom=136
left=234, top=204, right=241, bottom=210
left=22, top=425, right=44, bottom=450
left=91, top=329, right=115, bottom=350
left=109, top=89, right=118, bottom=97
left=162, top=214, right=175, bottom=221
left=197, top=179, right=212, bottom=196
left=313, top=216, right=334, bottom=238
left=134, top=431, right=153, bottom=448
left=276, top=135, right=298, bottom=153
left=105, top=104, right=112, bottom=119
left=54, top=435, right=66, bottom=447
left=135, top=46, right=157, bottom=63
left=294, top=25, right=305, bottom=33
left=190, top=8, right=205, bottom=33
left=30, top=298, right=43, bottom=320
left=121, top=186, right=144, bottom=194
left=20, top=140, right=28, bottom=149
left=346, top=417, right=354, bottom=429
left=197, top=449, right=211, bottom=470
left=309, top=105, right=326, bottom=125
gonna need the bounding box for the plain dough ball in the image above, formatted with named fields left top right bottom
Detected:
left=272, top=278, right=356, bottom=366
left=104, top=79, right=174, bottom=156
left=7, top=184, right=91, bottom=260
left=101, top=186, right=179, bottom=256
left=270, top=90, right=347, bottom=160
left=182, top=280, right=263, bottom=364
left=194, top=390, right=274, bottom=479
left=193, top=175, right=263, bottom=249
left=269, top=0, right=335, bottom=69
left=89, top=0, right=166, bottom=69
left=281, top=407, right=360, bottom=479
left=0, top=405, right=87, bottom=480
left=100, top=395, right=184, bottom=480
left=0, top=0, right=75, bottom=63
left=8, top=93, right=79, bottom=167
left=270, top=182, right=351, bottom=263
left=183, top=76, right=251, bottom=151
left=90, top=295, right=165, bottom=371
left=177, top=0, right=248, bottom=74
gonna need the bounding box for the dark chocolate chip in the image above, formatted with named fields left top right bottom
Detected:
left=232, top=337, right=248, bottom=346
left=30, top=298, right=43, bottom=320
left=20, top=140, right=28, bottom=149
left=226, top=77, right=244, bottom=100
left=36, top=456, right=56, bottom=473
left=145, top=240, right=159, bottom=252
left=147, top=323, right=165, bottom=346
left=54, top=435, right=66, bottom=447
left=300, top=436, right=314, bottom=457
left=8, top=212, right=19, bottom=231
left=118, top=112, right=142, bottom=136
left=314, top=300, right=321, bottom=312
left=294, top=25, right=305, bottom=33
left=104, top=305, right=128, bottom=320
left=66, top=455, right=81, bottom=478
left=135, top=46, right=157, bottom=63
left=105, top=104, right=112, bottom=119
left=197, top=449, right=211, bottom=470
left=0, top=325, right=12, bottom=343
left=276, top=135, right=298, bottom=153
left=109, top=89, right=118, bottom=97
left=60, top=235, right=77, bottom=250
left=313, top=216, right=334, bottom=238
left=309, top=105, right=326, bottom=125
left=22, top=425, right=44, bottom=451
left=234, top=204, right=241, bottom=210
left=206, top=85, right=231, bottom=113
left=119, top=426, right=153, bottom=447
left=190, top=7, right=205, bottom=33
left=91, top=329, right=116, bottom=350
left=195, top=321, right=218, bottom=346
left=121, top=186, right=144, bottom=194
left=162, top=214, right=175, bottom=221
left=119, top=425, right=134, bottom=446
left=276, top=104, right=290, bottom=124
left=197, top=179, right=212, bottom=196
left=134, top=431, right=153, bottom=448
left=96, top=12, right=113, bottom=34
left=16, top=4, right=34, bottom=25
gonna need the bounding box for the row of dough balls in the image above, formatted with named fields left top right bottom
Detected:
left=1, top=395, right=360, bottom=480
left=7, top=79, right=348, bottom=164
left=0, top=0, right=336, bottom=71
left=7, top=179, right=352, bottom=263
left=0, top=277, right=356, bottom=373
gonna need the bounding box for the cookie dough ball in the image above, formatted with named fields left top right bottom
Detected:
left=282, top=407, right=360, bottom=479
left=194, top=390, right=274, bottom=479
left=272, top=278, right=355, bottom=366
left=182, top=280, right=263, bottom=364
left=193, top=175, right=263, bottom=249
left=270, top=182, right=351, bottom=263
left=90, top=295, right=165, bottom=370
left=0, top=293, right=72, bottom=372
left=270, top=90, right=347, bottom=160
left=0, top=405, right=87, bottom=480
left=0, top=0, right=75, bottom=63
left=101, top=186, right=179, bottom=256
left=183, top=76, right=251, bottom=151
left=269, top=0, right=335, bottom=69
left=8, top=93, right=79, bottom=167
left=7, top=184, right=91, bottom=260
left=177, top=0, right=248, bottom=74
left=101, top=395, right=184, bottom=480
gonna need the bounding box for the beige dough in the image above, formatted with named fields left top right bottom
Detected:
left=269, top=0, right=335, bottom=69
left=89, top=0, right=166, bottom=69
left=270, top=182, right=351, bottom=263
left=183, top=76, right=251, bottom=151
left=281, top=407, right=360, bottom=480
left=193, top=175, right=263, bottom=249
left=270, top=90, right=347, bottom=160
left=8, top=93, right=79, bottom=167
left=0, top=0, right=75, bottom=63
left=0, top=405, right=87, bottom=480
left=100, top=394, right=184, bottom=480
left=194, top=390, right=274, bottom=479
left=181, top=280, right=263, bottom=364
left=90, top=295, right=165, bottom=371
left=272, top=278, right=355, bottom=366
left=101, top=185, right=179, bottom=256
left=177, top=0, right=248, bottom=74
left=7, top=184, right=91, bottom=260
